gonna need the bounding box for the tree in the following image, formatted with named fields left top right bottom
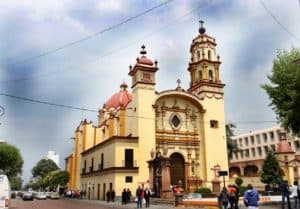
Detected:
left=45, top=170, right=70, bottom=189
left=31, top=159, right=58, bottom=178
left=262, top=48, right=300, bottom=135
left=10, top=176, right=23, bottom=190
left=226, top=123, right=240, bottom=158
left=0, top=143, right=23, bottom=178
left=261, top=150, right=283, bottom=187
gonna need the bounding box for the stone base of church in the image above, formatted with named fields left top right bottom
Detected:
left=161, top=189, right=173, bottom=199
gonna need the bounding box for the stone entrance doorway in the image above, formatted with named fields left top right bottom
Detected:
left=170, top=153, right=185, bottom=189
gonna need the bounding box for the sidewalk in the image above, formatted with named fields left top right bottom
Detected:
left=75, top=198, right=284, bottom=209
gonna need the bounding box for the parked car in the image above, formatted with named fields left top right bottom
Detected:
left=36, top=192, right=47, bottom=200
left=22, top=192, right=33, bottom=201
left=50, top=192, right=60, bottom=199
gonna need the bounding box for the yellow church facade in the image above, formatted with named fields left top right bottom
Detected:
left=65, top=22, right=229, bottom=200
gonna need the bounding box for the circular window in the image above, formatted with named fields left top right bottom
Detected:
left=169, top=113, right=182, bottom=130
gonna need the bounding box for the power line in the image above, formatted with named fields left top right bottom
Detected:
left=0, top=91, right=278, bottom=125
left=0, top=92, right=98, bottom=113
left=259, top=0, right=300, bottom=42
left=0, top=0, right=203, bottom=84
left=6, top=0, right=174, bottom=66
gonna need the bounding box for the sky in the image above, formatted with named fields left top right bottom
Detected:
left=0, top=0, right=299, bottom=183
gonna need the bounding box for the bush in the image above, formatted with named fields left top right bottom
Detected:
left=235, top=177, right=243, bottom=187
left=194, top=187, right=212, bottom=194
left=238, top=186, right=247, bottom=195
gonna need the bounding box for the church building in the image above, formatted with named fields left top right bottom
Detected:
left=65, top=21, right=228, bottom=200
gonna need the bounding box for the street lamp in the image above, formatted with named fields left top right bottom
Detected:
left=218, top=171, right=228, bottom=188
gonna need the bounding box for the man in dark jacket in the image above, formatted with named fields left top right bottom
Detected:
left=280, top=180, right=291, bottom=209
left=243, top=184, right=259, bottom=209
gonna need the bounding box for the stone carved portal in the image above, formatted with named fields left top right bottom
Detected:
left=148, top=152, right=172, bottom=198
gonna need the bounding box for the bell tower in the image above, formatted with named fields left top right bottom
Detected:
left=187, top=21, right=228, bottom=188
left=188, top=21, right=224, bottom=98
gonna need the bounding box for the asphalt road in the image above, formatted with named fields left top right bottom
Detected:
left=11, top=198, right=285, bottom=209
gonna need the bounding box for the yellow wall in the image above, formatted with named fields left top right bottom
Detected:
left=201, top=97, right=229, bottom=186
left=130, top=84, right=156, bottom=186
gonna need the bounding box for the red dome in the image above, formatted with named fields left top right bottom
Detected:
left=138, top=55, right=153, bottom=66
left=104, top=83, right=132, bottom=109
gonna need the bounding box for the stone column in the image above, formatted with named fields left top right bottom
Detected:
left=161, top=158, right=172, bottom=198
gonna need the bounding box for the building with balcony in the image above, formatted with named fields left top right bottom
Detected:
left=229, top=126, right=300, bottom=188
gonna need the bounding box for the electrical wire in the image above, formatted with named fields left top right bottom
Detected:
left=0, top=91, right=278, bottom=126
left=0, top=92, right=98, bottom=113
left=259, top=0, right=300, bottom=42
left=6, top=0, right=174, bottom=66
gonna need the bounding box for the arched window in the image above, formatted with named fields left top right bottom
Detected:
left=197, top=51, right=200, bottom=60
left=198, top=70, right=202, bottom=81
left=208, top=50, right=211, bottom=60
left=209, top=70, right=214, bottom=82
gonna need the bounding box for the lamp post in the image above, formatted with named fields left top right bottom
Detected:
left=218, top=171, right=228, bottom=188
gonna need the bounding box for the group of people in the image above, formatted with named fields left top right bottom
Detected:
left=280, top=180, right=300, bottom=209
left=106, top=189, right=116, bottom=202
left=135, top=185, right=151, bottom=208
left=218, top=184, right=259, bottom=209
left=121, top=188, right=132, bottom=205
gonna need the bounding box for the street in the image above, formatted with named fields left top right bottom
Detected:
left=10, top=198, right=284, bottom=209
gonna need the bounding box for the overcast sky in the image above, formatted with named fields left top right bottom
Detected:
left=0, top=0, right=299, bottom=183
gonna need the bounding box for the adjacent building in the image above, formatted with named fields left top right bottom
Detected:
left=229, top=126, right=300, bottom=187
left=65, top=22, right=228, bottom=200
left=45, top=151, right=59, bottom=167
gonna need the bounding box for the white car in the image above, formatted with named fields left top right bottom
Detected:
left=0, top=174, right=10, bottom=209
left=36, top=192, right=47, bottom=200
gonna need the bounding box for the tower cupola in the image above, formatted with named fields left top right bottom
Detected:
left=187, top=21, right=224, bottom=99
left=128, top=45, right=159, bottom=88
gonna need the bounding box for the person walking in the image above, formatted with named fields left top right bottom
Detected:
left=290, top=181, right=298, bottom=209
left=144, top=188, right=151, bottom=208
left=136, top=185, right=143, bottom=208
left=218, top=187, right=229, bottom=209
left=122, top=188, right=127, bottom=205
left=281, top=180, right=291, bottom=209
left=243, top=184, right=259, bottom=209
left=111, top=189, right=115, bottom=202
left=228, top=184, right=237, bottom=209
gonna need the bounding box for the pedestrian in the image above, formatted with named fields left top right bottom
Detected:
left=136, top=185, right=143, bottom=208
left=281, top=180, right=291, bottom=209
left=106, top=190, right=110, bottom=203
left=122, top=188, right=127, bottom=205
left=243, top=184, right=259, bottom=209
left=111, top=189, right=115, bottom=202
left=144, top=188, right=151, bottom=208
left=218, top=187, right=229, bottom=209
left=228, top=184, right=237, bottom=209
left=127, top=188, right=132, bottom=203
left=232, top=184, right=240, bottom=209
left=290, top=181, right=298, bottom=208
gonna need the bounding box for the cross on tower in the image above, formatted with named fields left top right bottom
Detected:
left=210, top=164, right=221, bottom=179
left=176, top=79, right=181, bottom=87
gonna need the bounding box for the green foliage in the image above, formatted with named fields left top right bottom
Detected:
left=262, top=48, right=300, bottom=135
left=194, top=187, right=212, bottom=194
left=31, top=159, right=58, bottom=178
left=51, top=170, right=70, bottom=187
left=0, top=143, right=23, bottom=177
left=235, top=177, right=243, bottom=187
left=238, top=186, right=247, bottom=195
left=261, top=151, right=283, bottom=185
left=10, top=176, right=23, bottom=190
left=226, top=123, right=240, bottom=158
